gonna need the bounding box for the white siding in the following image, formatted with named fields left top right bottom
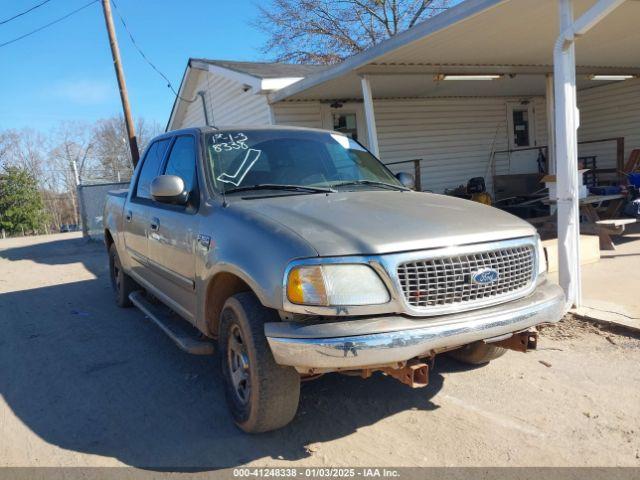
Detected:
left=272, top=102, right=324, bottom=129
left=176, top=70, right=272, bottom=128
left=375, top=97, right=546, bottom=193
left=173, top=71, right=638, bottom=192
left=181, top=73, right=206, bottom=127
left=577, top=78, right=640, bottom=171
left=177, top=70, right=206, bottom=128
left=272, top=97, right=548, bottom=193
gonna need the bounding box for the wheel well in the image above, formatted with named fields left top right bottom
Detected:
left=104, top=229, right=114, bottom=251
left=205, top=272, right=252, bottom=338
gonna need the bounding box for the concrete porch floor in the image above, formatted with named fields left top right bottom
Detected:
left=549, top=222, right=640, bottom=332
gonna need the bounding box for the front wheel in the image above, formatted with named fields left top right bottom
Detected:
left=219, top=292, right=300, bottom=433
left=108, top=243, right=137, bottom=308
left=447, top=341, right=507, bottom=365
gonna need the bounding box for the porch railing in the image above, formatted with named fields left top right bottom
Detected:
left=385, top=158, right=424, bottom=191
left=491, top=136, right=625, bottom=181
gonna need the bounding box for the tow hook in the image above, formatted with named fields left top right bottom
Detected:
left=488, top=328, right=538, bottom=352
left=359, top=359, right=431, bottom=388
left=382, top=360, right=430, bottom=388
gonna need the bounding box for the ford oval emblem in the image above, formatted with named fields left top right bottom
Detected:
left=471, top=268, right=500, bottom=285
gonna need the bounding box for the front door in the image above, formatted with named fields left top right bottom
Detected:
left=323, top=104, right=368, bottom=147
left=146, top=135, right=199, bottom=321
left=123, top=138, right=171, bottom=279
left=505, top=101, right=541, bottom=174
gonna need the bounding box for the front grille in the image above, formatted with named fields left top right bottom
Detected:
left=397, top=244, right=535, bottom=309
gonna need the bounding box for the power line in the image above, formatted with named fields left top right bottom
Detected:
left=110, top=0, right=196, bottom=103
left=0, top=0, right=54, bottom=26
left=0, top=0, right=98, bottom=49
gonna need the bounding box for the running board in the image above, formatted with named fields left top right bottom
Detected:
left=129, top=291, right=214, bottom=355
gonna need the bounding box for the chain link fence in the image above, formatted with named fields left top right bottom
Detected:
left=77, top=181, right=130, bottom=242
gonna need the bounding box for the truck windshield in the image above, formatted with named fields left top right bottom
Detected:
left=204, top=129, right=403, bottom=194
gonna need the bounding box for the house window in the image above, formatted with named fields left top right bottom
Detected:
left=333, top=113, right=358, bottom=140
left=507, top=103, right=535, bottom=149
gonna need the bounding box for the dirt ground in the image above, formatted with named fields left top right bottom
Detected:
left=1, top=233, right=639, bottom=468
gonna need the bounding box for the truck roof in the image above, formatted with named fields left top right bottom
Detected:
left=160, top=125, right=346, bottom=139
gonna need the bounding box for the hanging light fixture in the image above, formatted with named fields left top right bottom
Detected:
left=434, top=74, right=503, bottom=81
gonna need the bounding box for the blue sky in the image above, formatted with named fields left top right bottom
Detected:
left=0, top=0, right=268, bottom=131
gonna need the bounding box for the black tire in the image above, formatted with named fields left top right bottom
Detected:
left=447, top=341, right=507, bottom=365
left=219, top=292, right=300, bottom=433
left=108, top=243, right=137, bottom=308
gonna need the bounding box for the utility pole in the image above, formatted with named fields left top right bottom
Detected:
left=100, top=0, right=140, bottom=167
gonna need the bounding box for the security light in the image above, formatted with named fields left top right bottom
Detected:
left=435, top=74, right=503, bottom=81
left=587, top=75, right=635, bottom=81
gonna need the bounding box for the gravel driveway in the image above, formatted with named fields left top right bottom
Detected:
left=1, top=234, right=639, bottom=468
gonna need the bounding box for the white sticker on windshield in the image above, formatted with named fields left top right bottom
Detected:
left=330, top=133, right=366, bottom=151
left=211, top=132, right=249, bottom=152
left=217, top=148, right=262, bottom=186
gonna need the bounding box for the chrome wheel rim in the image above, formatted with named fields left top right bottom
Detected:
left=227, top=324, right=251, bottom=405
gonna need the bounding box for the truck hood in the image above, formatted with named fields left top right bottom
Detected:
left=233, top=191, right=536, bottom=256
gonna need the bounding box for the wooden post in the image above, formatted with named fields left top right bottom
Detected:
left=413, top=159, right=422, bottom=191
left=545, top=74, right=556, bottom=174
left=100, top=0, right=140, bottom=167
left=616, top=136, right=625, bottom=182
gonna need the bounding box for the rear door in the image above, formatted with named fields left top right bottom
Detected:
left=146, top=134, right=200, bottom=320
left=123, top=138, right=171, bottom=279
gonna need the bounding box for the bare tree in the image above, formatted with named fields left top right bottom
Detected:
left=0, top=128, right=48, bottom=177
left=255, top=0, right=455, bottom=64
left=48, top=123, right=94, bottom=226
left=92, top=116, right=159, bottom=182
left=0, top=116, right=160, bottom=233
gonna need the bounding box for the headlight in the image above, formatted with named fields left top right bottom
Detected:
left=537, top=236, right=548, bottom=275
left=287, top=264, right=390, bottom=306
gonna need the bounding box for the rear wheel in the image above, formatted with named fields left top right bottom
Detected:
left=108, top=243, right=137, bottom=308
left=219, top=292, right=300, bottom=433
left=448, top=341, right=507, bottom=365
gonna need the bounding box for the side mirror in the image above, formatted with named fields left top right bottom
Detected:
left=396, top=172, right=416, bottom=190
left=150, top=175, right=188, bottom=205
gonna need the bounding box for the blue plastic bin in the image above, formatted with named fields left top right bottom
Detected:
left=629, top=173, right=640, bottom=188
left=589, top=185, right=621, bottom=195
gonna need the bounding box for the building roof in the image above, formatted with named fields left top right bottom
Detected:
left=190, top=59, right=328, bottom=79
left=269, top=0, right=640, bottom=102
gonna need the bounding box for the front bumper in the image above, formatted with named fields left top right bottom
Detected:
left=265, top=282, right=565, bottom=371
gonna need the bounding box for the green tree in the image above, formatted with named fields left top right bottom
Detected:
left=0, top=165, right=48, bottom=235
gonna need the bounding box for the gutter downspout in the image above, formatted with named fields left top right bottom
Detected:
left=197, top=91, right=212, bottom=127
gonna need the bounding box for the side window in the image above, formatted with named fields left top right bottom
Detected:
left=507, top=103, right=535, bottom=149
left=333, top=113, right=358, bottom=140
left=136, top=139, right=170, bottom=199
left=163, top=136, right=196, bottom=194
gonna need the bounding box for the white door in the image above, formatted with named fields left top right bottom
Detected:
left=506, top=102, right=541, bottom=174
left=322, top=104, right=368, bottom=147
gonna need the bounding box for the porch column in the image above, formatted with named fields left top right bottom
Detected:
left=554, top=0, right=582, bottom=308
left=545, top=74, right=556, bottom=174
left=553, top=0, right=627, bottom=309
left=360, top=75, right=380, bottom=157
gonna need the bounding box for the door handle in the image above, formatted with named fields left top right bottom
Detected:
left=125, top=210, right=132, bottom=222
left=150, top=217, right=160, bottom=231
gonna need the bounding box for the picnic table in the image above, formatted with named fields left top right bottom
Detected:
left=536, top=194, right=635, bottom=250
